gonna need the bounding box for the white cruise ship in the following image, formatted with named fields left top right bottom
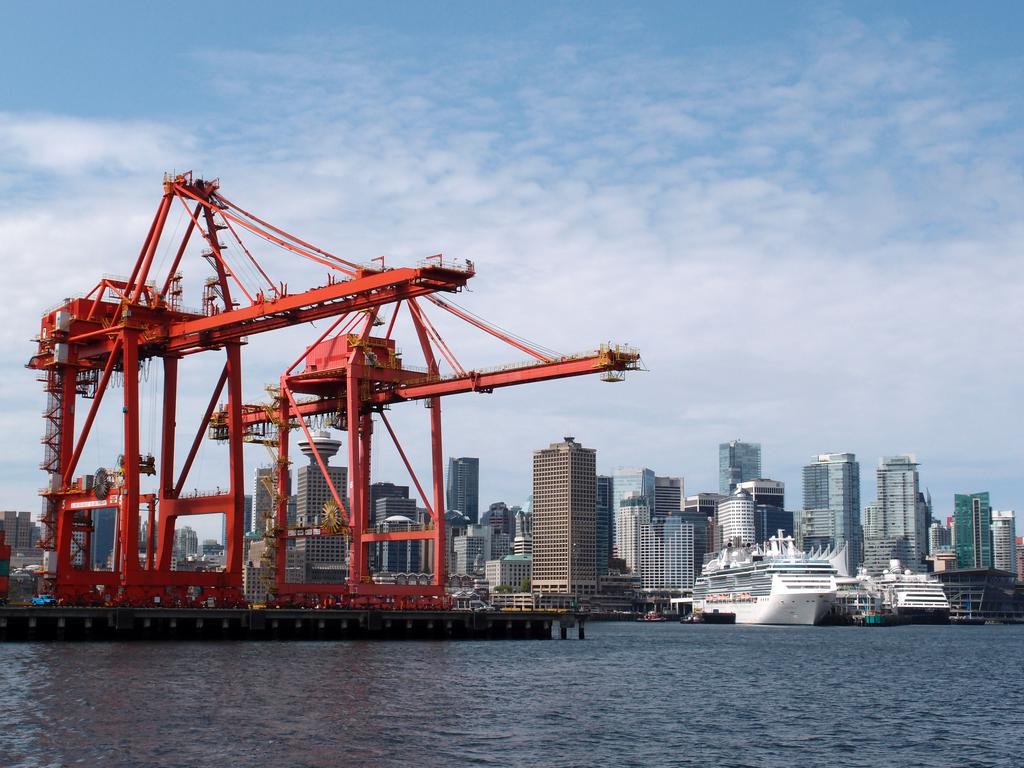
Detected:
left=876, top=561, right=950, bottom=623
left=693, top=533, right=840, bottom=625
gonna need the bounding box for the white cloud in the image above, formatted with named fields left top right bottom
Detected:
left=1, top=12, right=1022, bottom=534
left=0, top=113, right=195, bottom=175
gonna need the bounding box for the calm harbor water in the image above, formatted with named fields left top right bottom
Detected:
left=2, top=622, right=1021, bottom=768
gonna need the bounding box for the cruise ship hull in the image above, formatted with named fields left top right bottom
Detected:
left=893, top=607, right=950, bottom=625
left=701, top=593, right=833, bottom=626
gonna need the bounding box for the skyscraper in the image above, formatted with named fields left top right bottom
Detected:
left=251, top=465, right=278, bottom=532
left=736, top=478, right=789, bottom=545
left=719, top=440, right=762, bottom=495
left=863, top=455, right=926, bottom=574
left=954, top=492, right=992, bottom=569
left=990, top=510, right=1016, bottom=573
left=294, top=431, right=348, bottom=584
left=684, top=493, right=724, bottom=553
left=638, top=516, right=695, bottom=589
left=928, top=521, right=953, bottom=552
left=717, top=488, right=756, bottom=547
left=596, top=475, right=613, bottom=575
left=91, top=507, right=117, bottom=569
left=531, top=437, right=597, bottom=597
left=616, top=492, right=650, bottom=573
left=446, top=457, right=480, bottom=524
left=654, top=476, right=683, bottom=518
left=802, top=453, right=862, bottom=570
left=612, top=468, right=655, bottom=558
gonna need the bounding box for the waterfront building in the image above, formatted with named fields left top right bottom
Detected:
left=863, top=455, right=926, bottom=574
left=446, top=457, right=480, bottom=523
left=243, top=538, right=269, bottom=605
left=531, top=437, right=598, bottom=598
left=370, top=482, right=411, bottom=524
left=802, top=452, right=862, bottom=569
left=638, top=516, right=695, bottom=589
left=613, top=468, right=655, bottom=528
left=954, top=492, right=992, bottom=569
left=927, top=550, right=959, bottom=573
left=684, top=492, right=723, bottom=553
left=936, top=568, right=1024, bottom=621
left=91, top=506, right=117, bottom=569
left=616, top=492, right=650, bottom=573
left=736, top=478, right=789, bottom=544
left=678, top=510, right=710, bottom=580
left=375, top=495, right=418, bottom=526
left=484, top=554, right=532, bottom=591
left=794, top=507, right=833, bottom=551
left=292, top=431, right=349, bottom=583
left=295, top=432, right=347, bottom=527
left=738, top=478, right=784, bottom=510
left=990, top=510, right=1016, bottom=574
left=0, top=511, right=35, bottom=551
left=753, top=505, right=794, bottom=545
left=719, top=440, right=761, bottom=495
left=596, top=475, right=613, bottom=575
left=928, top=521, right=953, bottom=553
left=251, top=466, right=276, bottom=532
left=376, top=515, right=421, bottom=574
left=452, top=524, right=490, bottom=576
left=1017, top=536, right=1024, bottom=582
left=481, top=501, right=515, bottom=537
left=512, top=508, right=532, bottom=556
left=173, top=526, right=199, bottom=559
left=717, top=488, right=756, bottom=547
left=654, top=476, right=683, bottom=518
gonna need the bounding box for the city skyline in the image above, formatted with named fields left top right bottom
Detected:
left=1, top=4, right=1022, bottom=542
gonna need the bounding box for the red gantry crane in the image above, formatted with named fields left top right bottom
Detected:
left=28, top=173, right=640, bottom=607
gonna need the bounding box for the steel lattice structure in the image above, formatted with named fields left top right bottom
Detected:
left=28, top=173, right=640, bottom=607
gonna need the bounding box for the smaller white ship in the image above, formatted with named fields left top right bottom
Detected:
left=834, top=560, right=950, bottom=624
left=876, top=560, right=950, bottom=623
left=693, top=532, right=840, bottom=625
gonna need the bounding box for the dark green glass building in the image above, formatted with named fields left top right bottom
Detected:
left=954, top=492, right=992, bottom=569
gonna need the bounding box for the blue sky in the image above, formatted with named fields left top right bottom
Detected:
left=1, top=2, right=1022, bottom=539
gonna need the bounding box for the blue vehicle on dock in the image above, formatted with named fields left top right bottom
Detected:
left=31, top=595, right=57, bottom=606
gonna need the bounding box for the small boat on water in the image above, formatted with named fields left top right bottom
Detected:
left=637, top=611, right=667, bottom=622
left=683, top=611, right=736, bottom=624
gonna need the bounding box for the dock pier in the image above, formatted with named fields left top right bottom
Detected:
left=0, top=607, right=586, bottom=642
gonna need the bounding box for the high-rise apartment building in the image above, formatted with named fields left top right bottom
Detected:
left=512, top=507, right=532, bottom=556
left=735, top=478, right=789, bottom=545
left=802, top=453, right=862, bottom=569
left=719, top=440, right=761, bottom=495
left=446, top=457, right=480, bottom=523
left=91, top=507, right=117, bottom=569
left=376, top=514, right=421, bottom=574
left=370, top=482, right=411, bottom=524
left=684, top=493, right=724, bottom=552
left=954, top=492, right=992, bottom=569
left=717, top=488, right=756, bottom=547
left=531, top=437, right=597, bottom=597
left=614, top=468, right=655, bottom=565
left=654, top=476, right=683, bottom=518
left=990, top=510, right=1016, bottom=573
left=173, top=526, right=199, bottom=559
left=638, top=516, right=695, bottom=589
left=616, top=492, right=650, bottom=574
left=0, top=511, right=35, bottom=550
left=596, top=475, right=613, bottom=575
left=928, top=521, right=953, bottom=552
left=863, top=455, right=926, bottom=574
